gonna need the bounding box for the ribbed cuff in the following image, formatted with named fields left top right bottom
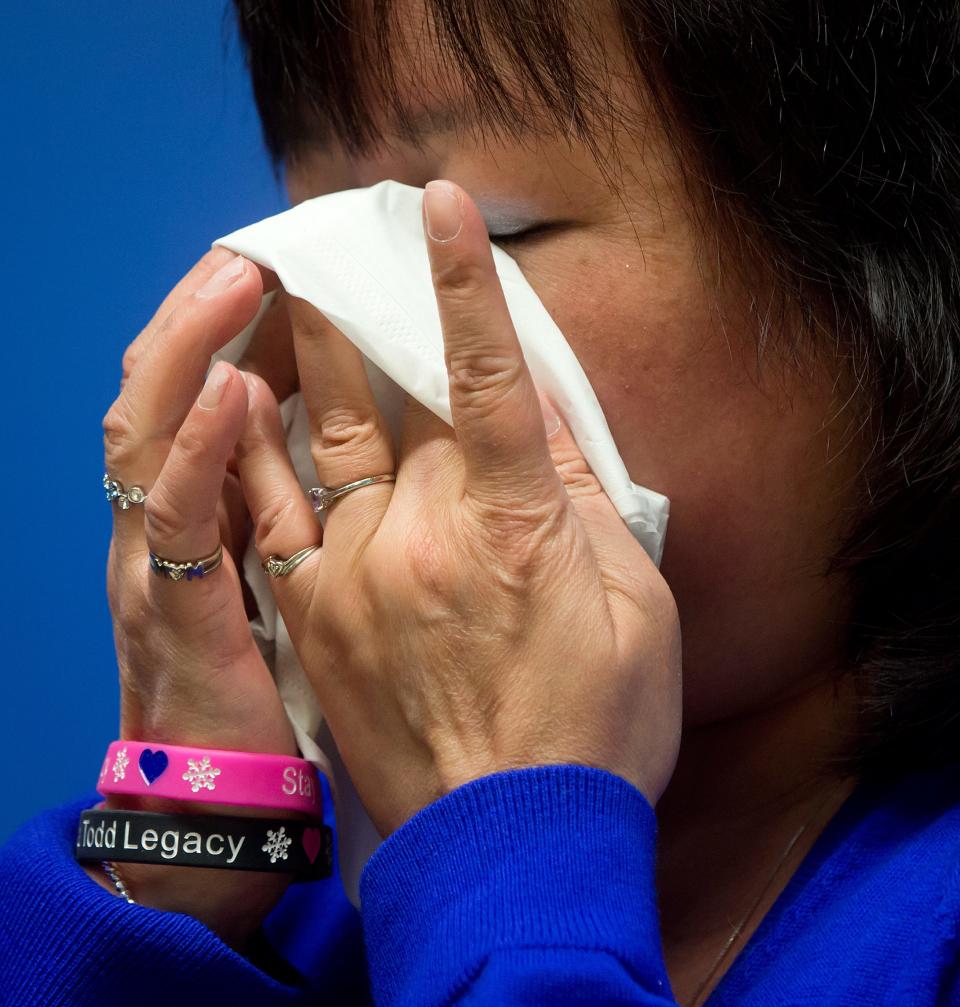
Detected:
left=360, top=765, right=671, bottom=1007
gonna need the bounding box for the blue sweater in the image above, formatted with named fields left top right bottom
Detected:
left=2, top=763, right=960, bottom=1006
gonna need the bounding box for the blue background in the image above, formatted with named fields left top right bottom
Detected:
left=0, top=3, right=285, bottom=840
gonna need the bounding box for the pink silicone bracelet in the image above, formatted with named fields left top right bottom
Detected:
left=96, top=740, right=322, bottom=817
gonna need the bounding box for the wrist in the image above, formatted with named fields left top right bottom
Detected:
left=89, top=733, right=318, bottom=950
left=93, top=794, right=304, bottom=952
left=111, top=857, right=293, bottom=951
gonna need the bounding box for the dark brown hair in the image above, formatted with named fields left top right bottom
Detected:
left=232, top=0, right=960, bottom=777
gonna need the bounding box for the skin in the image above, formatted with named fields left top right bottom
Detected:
left=89, top=253, right=307, bottom=948
left=234, top=183, right=682, bottom=831
left=277, top=10, right=866, bottom=994
left=279, top=165, right=859, bottom=1006
left=90, top=6, right=868, bottom=1004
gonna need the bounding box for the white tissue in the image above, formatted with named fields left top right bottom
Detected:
left=213, top=180, right=669, bottom=904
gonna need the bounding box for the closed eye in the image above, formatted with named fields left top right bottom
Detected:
left=489, top=222, right=562, bottom=244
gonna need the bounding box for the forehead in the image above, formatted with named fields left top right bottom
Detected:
left=288, top=0, right=644, bottom=158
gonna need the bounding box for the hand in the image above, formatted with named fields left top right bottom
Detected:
left=96, top=249, right=305, bottom=949
left=235, top=181, right=683, bottom=836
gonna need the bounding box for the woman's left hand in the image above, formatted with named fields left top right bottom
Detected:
left=235, top=181, right=683, bottom=835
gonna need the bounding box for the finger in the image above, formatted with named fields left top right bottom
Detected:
left=122, top=250, right=278, bottom=388
left=234, top=373, right=321, bottom=609
left=120, top=256, right=262, bottom=444
left=120, top=247, right=236, bottom=387
left=103, top=255, right=262, bottom=549
left=142, top=362, right=249, bottom=621
left=289, top=298, right=395, bottom=550
left=235, top=292, right=299, bottom=405
left=422, top=180, right=560, bottom=507
left=539, top=392, right=658, bottom=607
left=225, top=291, right=299, bottom=516
left=397, top=392, right=463, bottom=492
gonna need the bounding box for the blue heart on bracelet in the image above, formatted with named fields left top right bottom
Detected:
left=138, top=748, right=169, bottom=786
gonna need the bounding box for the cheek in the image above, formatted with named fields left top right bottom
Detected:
left=523, top=245, right=861, bottom=723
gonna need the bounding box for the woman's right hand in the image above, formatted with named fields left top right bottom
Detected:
left=93, top=248, right=305, bottom=950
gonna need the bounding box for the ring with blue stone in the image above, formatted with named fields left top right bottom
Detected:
left=148, top=544, right=223, bottom=583
left=103, top=473, right=148, bottom=511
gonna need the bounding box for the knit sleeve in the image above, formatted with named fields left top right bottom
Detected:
left=0, top=794, right=318, bottom=1007
left=359, top=765, right=679, bottom=1007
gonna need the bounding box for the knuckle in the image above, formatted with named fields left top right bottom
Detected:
left=173, top=426, right=209, bottom=467
left=312, top=405, right=384, bottom=463
left=401, top=525, right=459, bottom=598
left=102, top=399, right=139, bottom=472
left=112, top=583, right=149, bottom=635
left=106, top=558, right=150, bottom=631
left=615, top=569, right=680, bottom=641
left=105, top=561, right=123, bottom=615
left=155, top=297, right=192, bottom=340
left=433, top=257, right=489, bottom=301
left=143, top=484, right=192, bottom=543
left=251, top=493, right=300, bottom=551
left=121, top=342, right=141, bottom=383
left=447, top=351, right=523, bottom=403
left=106, top=543, right=125, bottom=603
left=552, top=449, right=604, bottom=498
left=468, top=496, right=567, bottom=585
left=504, top=508, right=565, bottom=572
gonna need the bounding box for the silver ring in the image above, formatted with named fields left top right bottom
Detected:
left=149, top=543, right=223, bottom=582
left=307, top=474, right=396, bottom=515
left=262, top=545, right=321, bottom=578
left=104, top=473, right=148, bottom=510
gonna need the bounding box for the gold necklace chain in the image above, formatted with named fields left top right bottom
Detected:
left=688, top=781, right=852, bottom=1007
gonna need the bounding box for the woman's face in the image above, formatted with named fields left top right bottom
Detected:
left=285, top=9, right=865, bottom=729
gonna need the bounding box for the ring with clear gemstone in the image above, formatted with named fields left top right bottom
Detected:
left=307, top=473, right=396, bottom=515
left=103, top=473, right=148, bottom=510
left=261, top=545, right=321, bottom=578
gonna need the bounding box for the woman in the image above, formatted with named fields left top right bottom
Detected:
left=2, top=2, right=959, bottom=1005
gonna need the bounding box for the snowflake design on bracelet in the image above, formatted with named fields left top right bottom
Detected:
left=262, top=826, right=292, bottom=863
left=111, top=747, right=129, bottom=782
left=181, top=756, right=222, bottom=793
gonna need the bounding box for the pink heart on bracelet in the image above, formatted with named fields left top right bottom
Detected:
left=302, top=827, right=323, bottom=864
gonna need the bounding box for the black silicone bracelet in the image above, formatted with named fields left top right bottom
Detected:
left=75, top=808, right=333, bottom=879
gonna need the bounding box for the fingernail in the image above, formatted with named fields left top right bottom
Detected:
left=424, top=181, right=463, bottom=242
left=195, top=255, right=246, bottom=299
left=540, top=395, right=562, bottom=439
left=240, top=371, right=257, bottom=401
left=198, top=361, right=231, bottom=410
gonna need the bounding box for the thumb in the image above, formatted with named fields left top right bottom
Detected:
left=538, top=392, right=654, bottom=586
left=538, top=392, right=615, bottom=512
